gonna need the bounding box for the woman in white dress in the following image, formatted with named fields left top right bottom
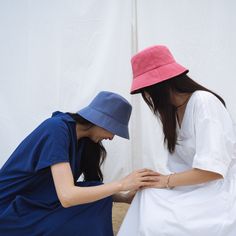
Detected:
left=118, top=45, right=236, bottom=236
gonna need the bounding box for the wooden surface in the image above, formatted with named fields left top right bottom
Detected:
left=112, top=203, right=129, bottom=235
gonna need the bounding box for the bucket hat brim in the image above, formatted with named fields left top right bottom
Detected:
left=78, top=106, right=130, bottom=139
left=131, top=62, right=188, bottom=94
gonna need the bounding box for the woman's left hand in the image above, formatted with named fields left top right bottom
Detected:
left=154, top=175, right=169, bottom=188
left=140, top=174, right=169, bottom=189
left=121, top=175, right=169, bottom=202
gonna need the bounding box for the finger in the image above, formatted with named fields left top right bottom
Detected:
left=140, top=176, right=160, bottom=182
left=137, top=168, right=162, bottom=174
left=140, top=182, right=159, bottom=188
left=137, top=168, right=154, bottom=173
left=140, top=171, right=161, bottom=177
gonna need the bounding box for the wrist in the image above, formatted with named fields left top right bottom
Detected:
left=114, top=180, right=123, bottom=192
left=166, top=173, right=175, bottom=189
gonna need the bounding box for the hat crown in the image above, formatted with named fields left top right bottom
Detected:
left=130, top=45, right=188, bottom=94
left=131, top=45, right=175, bottom=78
left=77, top=91, right=132, bottom=139
left=89, top=91, right=132, bottom=125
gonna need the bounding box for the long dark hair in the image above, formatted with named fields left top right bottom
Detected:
left=68, top=113, right=106, bottom=181
left=141, top=73, right=226, bottom=153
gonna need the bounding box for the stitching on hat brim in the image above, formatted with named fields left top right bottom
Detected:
left=131, top=62, right=188, bottom=94
left=89, top=105, right=128, bottom=126
left=133, top=60, right=175, bottom=78
left=78, top=107, right=129, bottom=139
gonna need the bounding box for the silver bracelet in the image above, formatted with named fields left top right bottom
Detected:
left=166, top=173, right=175, bottom=189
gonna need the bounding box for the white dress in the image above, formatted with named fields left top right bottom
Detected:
left=118, top=91, right=236, bottom=236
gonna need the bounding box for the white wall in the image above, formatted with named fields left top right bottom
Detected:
left=130, top=0, right=236, bottom=178
left=137, top=0, right=236, bottom=118
left=0, top=0, right=134, bottom=182
left=0, top=0, right=235, bottom=182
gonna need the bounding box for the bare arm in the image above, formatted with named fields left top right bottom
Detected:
left=51, top=163, right=159, bottom=207
left=149, top=168, right=223, bottom=189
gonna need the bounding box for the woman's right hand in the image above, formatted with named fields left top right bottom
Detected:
left=118, top=168, right=160, bottom=192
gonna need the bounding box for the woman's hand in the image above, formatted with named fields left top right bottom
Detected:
left=139, top=174, right=169, bottom=190
left=149, top=175, right=169, bottom=188
left=140, top=168, right=223, bottom=189
left=118, top=168, right=160, bottom=192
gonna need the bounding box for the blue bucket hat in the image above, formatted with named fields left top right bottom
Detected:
left=77, top=91, right=132, bottom=139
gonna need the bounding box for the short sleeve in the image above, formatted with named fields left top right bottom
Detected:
left=192, top=92, right=235, bottom=178
left=35, top=118, right=70, bottom=171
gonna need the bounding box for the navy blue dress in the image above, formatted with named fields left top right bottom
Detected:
left=0, top=112, right=113, bottom=236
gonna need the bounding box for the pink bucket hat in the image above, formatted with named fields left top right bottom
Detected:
left=130, top=45, right=188, bottom=94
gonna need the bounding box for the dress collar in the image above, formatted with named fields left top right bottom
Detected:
left=51, top=111, right=76, bottom=123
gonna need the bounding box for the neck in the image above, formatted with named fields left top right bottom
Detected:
left=172, top=92, right=191, bottom=109
left=176, top=95, right=191, bottom=109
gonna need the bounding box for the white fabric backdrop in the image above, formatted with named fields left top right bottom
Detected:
left=0, top=0, right=235, bottom=182
left=131, top=0, right=236, bottom=180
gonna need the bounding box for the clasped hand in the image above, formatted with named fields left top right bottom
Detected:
left=121, top=168, right=168, bottom=190
left=116, top=169, right=169, bottom=203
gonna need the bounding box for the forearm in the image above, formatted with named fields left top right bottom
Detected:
left=62, top=181, right=122, bottom=207
left=168, top=168, right=223, bottom=188
left=51, top=163, right=159, bottom=207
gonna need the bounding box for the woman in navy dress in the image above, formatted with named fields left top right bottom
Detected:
left=0, top=91, right=159, bottom=236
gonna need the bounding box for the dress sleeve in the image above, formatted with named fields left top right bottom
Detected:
left=35, top=119, right=70, bottom=171
left=192, top=92, right=235, bottom=178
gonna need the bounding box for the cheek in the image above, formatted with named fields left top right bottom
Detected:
left=98, top=129, right=107, bottom=137
left=104, top=131, right=112, bottom=137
